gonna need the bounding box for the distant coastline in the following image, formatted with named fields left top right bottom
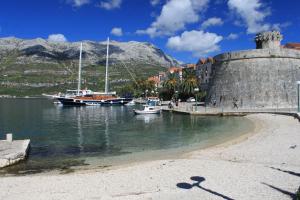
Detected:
left=0, top=95, right=44, bottom=99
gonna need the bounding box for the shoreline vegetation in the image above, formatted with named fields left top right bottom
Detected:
left=0, top=114, right=299, bottom=199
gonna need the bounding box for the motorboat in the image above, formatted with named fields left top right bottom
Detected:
left=134, top=105, right=161, bottom=114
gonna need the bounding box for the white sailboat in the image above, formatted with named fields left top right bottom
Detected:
left=57, top=38, right=132, bottom=106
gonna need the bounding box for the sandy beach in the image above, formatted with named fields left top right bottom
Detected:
left=0, top=114, right=299, bottom=200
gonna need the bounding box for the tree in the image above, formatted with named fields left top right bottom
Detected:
left=133, top=78, right=156, bottom=97
left=118, top=83, right=134, bottom=98
left=181, top=68, right=198, bottom=95
left=163, top=73, right=179, bottom=95
left=195, top=91, right=207, bottom=102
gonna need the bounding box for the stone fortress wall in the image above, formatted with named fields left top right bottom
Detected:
left=207, top=31, right=300, bottom=108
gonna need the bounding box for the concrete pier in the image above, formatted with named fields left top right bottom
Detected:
left=162, top=106, right=300, bottom=122
left=161, top=102, right=300, bottom=121
left=0, top=134, right=30, bottom=168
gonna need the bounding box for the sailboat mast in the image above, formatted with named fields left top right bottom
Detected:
left=105, top=37, right=110, bottom=94
left=77, top=42, right=83, bottom=96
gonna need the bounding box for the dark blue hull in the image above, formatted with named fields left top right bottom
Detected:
left=57, top=97, right=133, bottom=106
left=56, top=98, right=87, bottom=106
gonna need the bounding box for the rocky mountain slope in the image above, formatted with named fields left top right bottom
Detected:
left=0, top=37, right=180, bottom=96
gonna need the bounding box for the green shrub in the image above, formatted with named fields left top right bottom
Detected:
left=297, top=186, right=300, bottom=200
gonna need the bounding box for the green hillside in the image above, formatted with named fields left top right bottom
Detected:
left=0, top=59, right=165, bottom=96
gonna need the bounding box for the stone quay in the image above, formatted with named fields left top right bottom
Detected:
left=0, top=134, right=30, bottom=168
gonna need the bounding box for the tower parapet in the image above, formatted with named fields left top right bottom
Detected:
left=255, top=31, right=283, bottom=49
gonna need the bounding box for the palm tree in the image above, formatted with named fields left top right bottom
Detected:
left=181, top=77, right=198, bottom=94
left=181, top=68, right=198, bottom=95
left=163, top=73, right=179, bottom=94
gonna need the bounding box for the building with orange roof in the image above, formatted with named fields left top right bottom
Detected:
left=168, top=67, right=182, bottom=73
left=148, top=76, right=160, bottom=88
left=158, top=71, right=166, bottom=84
left=148, top=71, right=167, bottom=88
left=198, top=58, right=207, bottom=65
left=186, top=64, right=196, bottom=70
left=168, top=66, right=183, bottom=80
left=284, top=43, right=300, bottom=51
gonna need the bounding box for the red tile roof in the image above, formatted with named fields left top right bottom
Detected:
left=198, top=58, right=206, bottom=64
left=284, top=43, right=300, bottom=50
left=169, top=67, right=182, bottom=73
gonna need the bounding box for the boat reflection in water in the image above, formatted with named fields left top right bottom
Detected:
left=135, top=114, right=161, bottom=123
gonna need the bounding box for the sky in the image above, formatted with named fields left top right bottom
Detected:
left=0, top=0, right=299, bottom=63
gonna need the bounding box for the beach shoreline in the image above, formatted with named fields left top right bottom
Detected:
left=0, top=114, right=299, bottom=200
left=73, top=113, right=260, bottom=174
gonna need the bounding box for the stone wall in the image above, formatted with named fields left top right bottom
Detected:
left=207, top=48, right=300, bottom=108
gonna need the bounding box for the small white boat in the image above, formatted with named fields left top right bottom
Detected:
left=134, top=105, right=161, bottom=114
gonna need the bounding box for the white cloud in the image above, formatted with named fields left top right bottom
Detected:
left=99, top=0, right=122, bottom=10
left=136, top=0, right=210, bottom=37
left=228, top=0, right=271, bottom=34
left=47, top=34, right=68, bottom=42
left=67, top=0, right=90, bottom=7
left=167, top=30, right=223, bottom=57
left=150, top=0, right=160, bottom=6
left=111, top=27, right=123, bottom=36
left=201, top=17, right=223, bottom=29
left=226, top=33, right=239, bottom=40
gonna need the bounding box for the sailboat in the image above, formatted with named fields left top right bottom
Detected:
left=57, top=38, right=132, bottom=106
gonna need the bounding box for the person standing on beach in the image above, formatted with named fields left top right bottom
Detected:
left=233, top=98, right=238, bottom=109
left=212, top=99, right=216, bottom=107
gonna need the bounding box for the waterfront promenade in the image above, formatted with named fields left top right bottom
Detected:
left=162, top=102, right=300, bottom=120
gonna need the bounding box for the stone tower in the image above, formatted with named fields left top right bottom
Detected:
left=206, top=31, right=300, bottom=109
left=255, top=30, right=283, bottom=49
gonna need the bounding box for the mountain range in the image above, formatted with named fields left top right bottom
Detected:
left=0, top=37, right=181, bottom=96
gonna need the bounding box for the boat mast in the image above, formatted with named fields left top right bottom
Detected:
left=105, top=37, right=110, bottom=94
left=77, top=42, right=83, bottom=96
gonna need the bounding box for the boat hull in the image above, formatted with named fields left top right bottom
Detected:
left=57, top=97, right=133, bottom=106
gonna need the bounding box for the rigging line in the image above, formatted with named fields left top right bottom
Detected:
left=117, top=60, right=139, bottom=86
left=116, top=61, right=136, bottom=75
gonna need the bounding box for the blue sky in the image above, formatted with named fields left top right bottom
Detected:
left=0, top=0, right=299, bottom=63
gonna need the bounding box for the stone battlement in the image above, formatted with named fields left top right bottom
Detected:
left=214, top=48, right=300, bottom=63
left=255, top=30, right=283, bottom=49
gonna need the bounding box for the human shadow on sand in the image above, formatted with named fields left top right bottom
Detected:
left=269, top=167, right=300, bottom=178
left=176, top=176, right=234, bottom=200
left=262, top=182, right=297, bottom=200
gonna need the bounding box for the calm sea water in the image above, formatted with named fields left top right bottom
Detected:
left=0, top=99, right=253, bottom=175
